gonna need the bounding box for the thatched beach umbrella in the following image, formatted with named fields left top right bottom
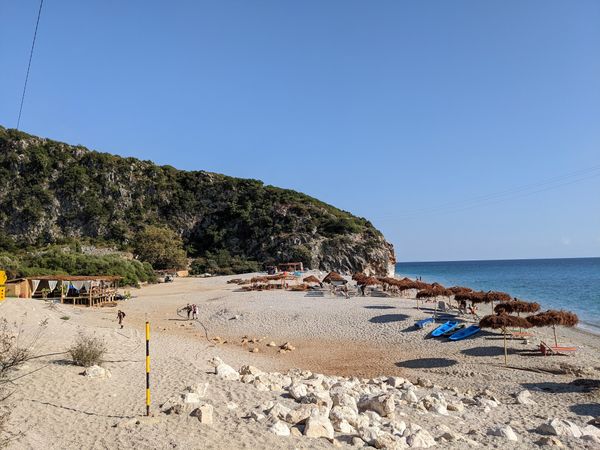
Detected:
left=352, top=272, right=367, bottom=282
left=448, top=286, right=472, bottom=295
left=526, top=310, right=579, bottom=347
left=479, top=314, right=533, bottom=365
left=322, top=271, right=347, bottom=284
left=494, top=300, right=541, bottom=315
left=303, top=275, right=321, bottom=285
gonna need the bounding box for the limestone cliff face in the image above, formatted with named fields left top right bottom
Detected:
left=0, top=127, right=396, bottom=275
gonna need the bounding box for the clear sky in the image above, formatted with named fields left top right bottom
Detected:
left=2, top=1, right=599, bottom=262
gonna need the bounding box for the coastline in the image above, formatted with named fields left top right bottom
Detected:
left=2, top=273, right=600, bottom=449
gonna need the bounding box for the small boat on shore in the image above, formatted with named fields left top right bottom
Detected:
left=431, top=321, right=460, bottom=337
left=448, top=325, right=481, bottom=341
left=415, top=317, right=435, bottom=329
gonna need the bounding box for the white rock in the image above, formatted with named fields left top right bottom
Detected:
left=184, top=382, right=209, bottom=397
left=304, top=414, right=335, bottom=440
left=331, top=390, right=359, bottom=411
left=336, top=419, right=357, bottom=434
left=359, top=426, right=382, bottom=446
left=240, top=374, right=255, bottom=384
left=250, top=410, right=266, bottom=421
left=302, top=391, right=333, bottom=415
left=581, top=424, right=600, bottom=438
left=401, top=390, right=419, bottom=404
left=215, top=363, right=240, bottom=381
left=390, top=419, right=407, bottom=436
left=516, top=390, right=536, bottom=405
left=477, top=398, right=498, bottom=409
left=387, top=377, right=407, bottom=388
left=285, top=404, right=318, bottom=424
left=406, top=428, right=436, bottom=448
left=537, top=418, right=582, bottom=438
left=430, top=403, right=448, bottom=416
left=183, top=392, right=201, bottom=404
left=358, top=394, right=396, bottom=417
left=487, top=425, right=518, bottom=442
left=268, top=403, right=291, bottom=420
left=83, top=365, right=111, bottom=379
left=239, top=365, right=263, bottom=376
left=288, top=383, right=308, bottom=400
left=191, top=404, right=213, bottom=425
left=269, top=419, right=290, bottom=437
left=330, top=405, right=359, bottom=427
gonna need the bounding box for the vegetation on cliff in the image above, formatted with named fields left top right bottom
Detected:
left=0, top=126, right=395, bottom=279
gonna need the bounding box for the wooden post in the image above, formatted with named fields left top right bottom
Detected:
left=89, top=284, right=92, bottom=307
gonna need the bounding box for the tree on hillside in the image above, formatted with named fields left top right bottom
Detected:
left=133, top=226, right=188, bottom=270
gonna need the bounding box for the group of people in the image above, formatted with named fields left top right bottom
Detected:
left=185, top=303, right=199, bottom=320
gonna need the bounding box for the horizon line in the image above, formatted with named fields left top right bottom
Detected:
left=396, top=255, right=600, bottom=264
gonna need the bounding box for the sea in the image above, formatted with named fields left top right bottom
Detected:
left=395, top=257, right=600, bottom=333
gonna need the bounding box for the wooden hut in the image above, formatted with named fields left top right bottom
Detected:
left=22, top=275, right=122, bottom=307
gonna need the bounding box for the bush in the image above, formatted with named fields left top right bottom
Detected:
left=68, top=334, right=107, bottom=367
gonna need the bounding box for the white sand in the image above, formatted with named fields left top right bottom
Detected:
left=2, top=274, right=600, bottom=449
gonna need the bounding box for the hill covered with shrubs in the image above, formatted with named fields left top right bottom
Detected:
left=0, top=126, right=395, bottom=280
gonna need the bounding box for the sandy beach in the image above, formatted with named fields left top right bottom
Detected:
left=2, top=274, right=600, bottom=449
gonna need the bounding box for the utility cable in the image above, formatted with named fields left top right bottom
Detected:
left=17, top=0, right=45, bottom=130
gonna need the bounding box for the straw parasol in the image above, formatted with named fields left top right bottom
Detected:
left=322, top=272, right=347, bottom=284
left=479, top=314, right=533, bottom=365
left=526, top=310, right=579, bottom=347
left=303, top=275, right=321, bottom=285
left=361, top=276, right=381, bottom=286
left=416, top=286, right=452, bottom=299
left=494, top=301, right=540, bottom=315
left=448, top=286, right=472, bottom=295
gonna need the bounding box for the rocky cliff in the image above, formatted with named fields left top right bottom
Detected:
left=0, top=127, right=395, bottom=275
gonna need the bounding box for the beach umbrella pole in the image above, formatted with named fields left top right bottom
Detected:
left=553, top=325, right=558, bottom=347
left=503, top=327, right=507, bottom=366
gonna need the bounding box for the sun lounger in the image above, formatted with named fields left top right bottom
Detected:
left=510, top=331, right=533, bottom=338
left=539, top=341, right=577, bottom=356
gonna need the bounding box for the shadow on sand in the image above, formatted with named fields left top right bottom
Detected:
left=461, top=345, right=526, bottom=357
left=369, top=314, right=410, bottom=324
left=396, top=358, right=458, bottom=369
left=570, top=403, right=600, bottom=417
left=364, top=305, right=396, bottom=310
left=521, top=379, right=600, bottom=394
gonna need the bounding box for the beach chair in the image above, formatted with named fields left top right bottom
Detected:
left=539, top=341, right=577, bottom=356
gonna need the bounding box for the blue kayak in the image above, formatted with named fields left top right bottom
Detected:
left=415, top=317, right=435, bottom=329
left=449, top=325, right=481, bottom=341
left=431, top=321, right=460, bottom=337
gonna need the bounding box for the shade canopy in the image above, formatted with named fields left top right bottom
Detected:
left=479, top=314, right=533, bottom=329
left=322, top=271, right=346, bottom=284
left=527, top=310, right=579, bottom=328
left=494, top=300, right=541, bottom=315
left=302, top=275, right=321, bottom=284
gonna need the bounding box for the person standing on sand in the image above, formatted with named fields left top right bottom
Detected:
left=117, top=310, right=126, bottom=329
left=192, top=304, right=198, bottom=320
left=186, top=303, right=191, bottom=319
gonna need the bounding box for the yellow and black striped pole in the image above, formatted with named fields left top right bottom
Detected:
left=145, top=321, right=150, bottom=416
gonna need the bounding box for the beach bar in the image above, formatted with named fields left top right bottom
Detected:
left=15, top=275, right=122, bottom=306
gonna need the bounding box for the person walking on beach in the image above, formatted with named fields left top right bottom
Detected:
left=192, top=304, right=198, bottom=320
left=117, top=310, right=126, bottom=329
left=185, top=303, right=191, bottom=319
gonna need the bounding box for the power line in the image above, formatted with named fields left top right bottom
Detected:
left=381, top=163, right=600, bottom=220
left=17, top=0, right=45, bottom=130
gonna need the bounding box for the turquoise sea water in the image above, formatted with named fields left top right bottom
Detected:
left=396, top=258, right=600, bottom=332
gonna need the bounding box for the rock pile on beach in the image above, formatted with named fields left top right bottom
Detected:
left=164, top=356, right=599, bottom=449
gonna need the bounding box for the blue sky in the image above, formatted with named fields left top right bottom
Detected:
left=2, top=1, right=599, bottom=261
